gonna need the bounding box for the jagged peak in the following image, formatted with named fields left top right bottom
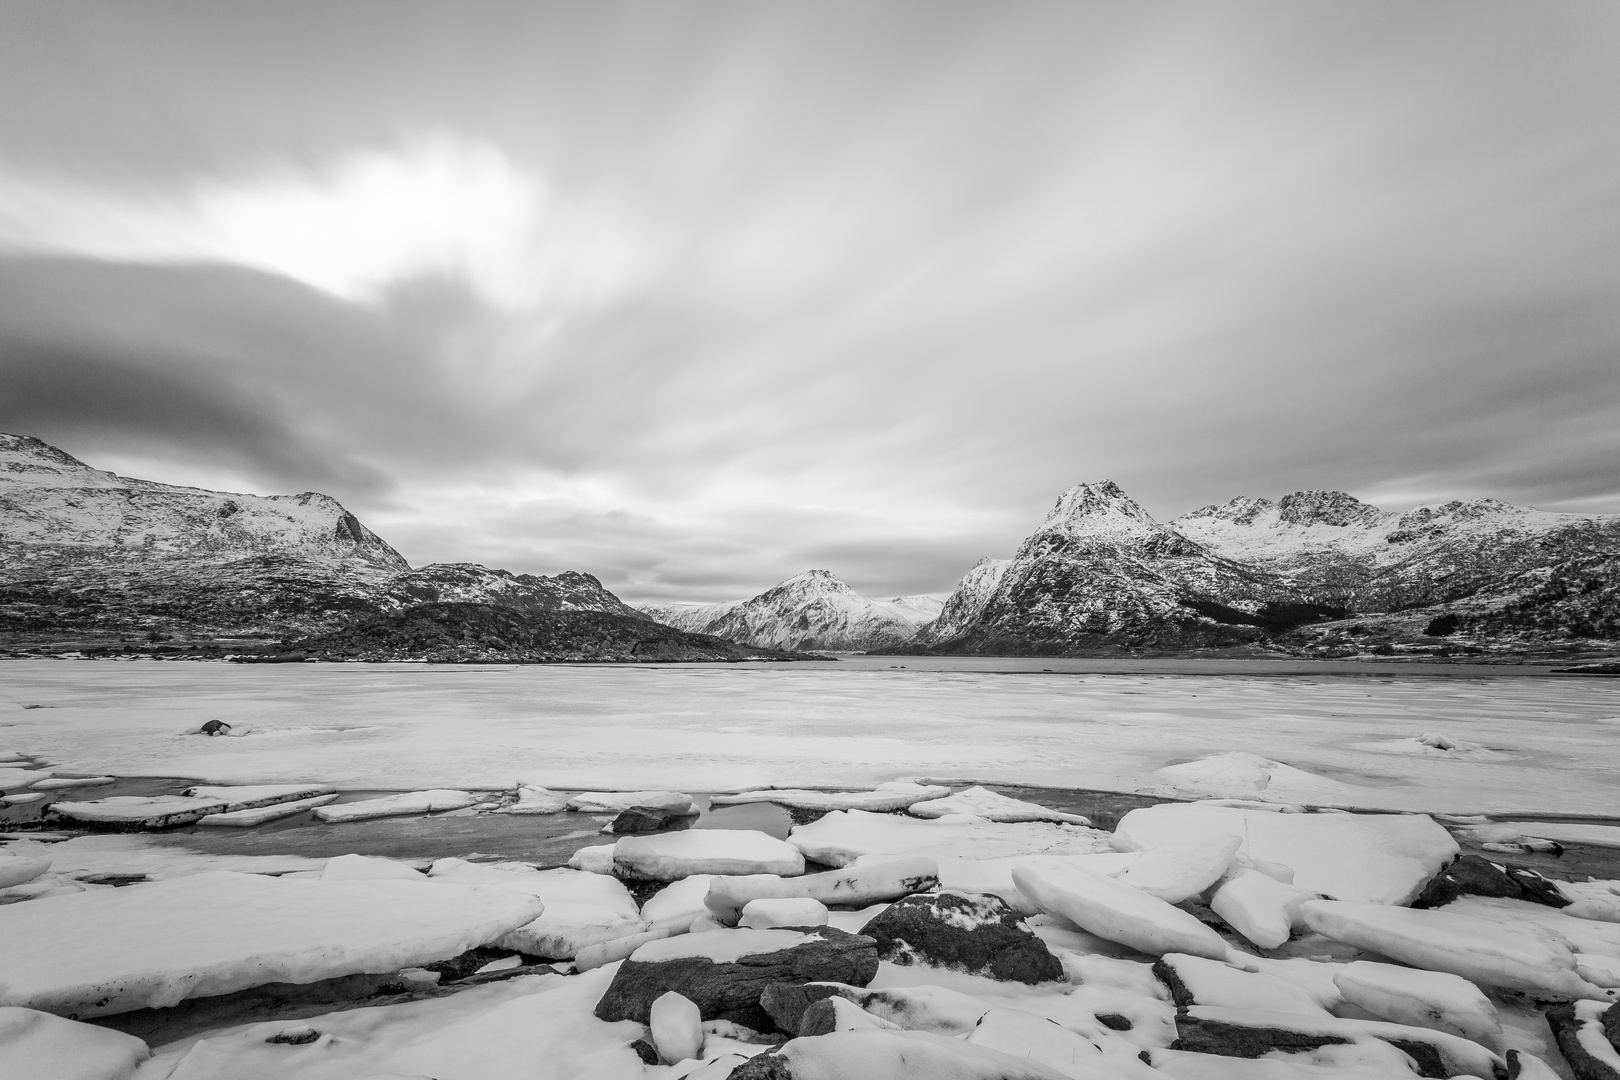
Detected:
left=1038, top=480, right=1160, bottom=537
left=1178, top=496, right=1277, bottom=526
left=1276, top=490, right=1387, bottom=528
left=765, top=569, right=859, bottom=599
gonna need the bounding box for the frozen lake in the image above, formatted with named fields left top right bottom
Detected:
left=3, top=657, right=1618, bottom=815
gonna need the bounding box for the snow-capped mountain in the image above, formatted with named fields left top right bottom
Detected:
left=0, top=433, right=645, bottom=644
left=910, top=480, right=1620, bottom=656
left=640, top=569, right=943, bottom=652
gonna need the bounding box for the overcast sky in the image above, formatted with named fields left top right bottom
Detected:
left=2, top=2, right=1618, bottom=603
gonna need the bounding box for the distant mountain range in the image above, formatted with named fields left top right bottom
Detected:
left=2, top=432, right=1616, bottom=660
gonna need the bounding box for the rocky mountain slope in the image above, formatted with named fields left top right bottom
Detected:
left=640, top=570, right=943, bottom=652
left=0, top=433, right=652, bottom=650
left=902, top=481, right=1620, bottom=658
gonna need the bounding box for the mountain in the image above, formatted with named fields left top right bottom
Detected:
left=640, top=569, right=943, bottom=652
left=901, top=481, right=1620, bottom=658
left=0, top=433, right=649, bottom=650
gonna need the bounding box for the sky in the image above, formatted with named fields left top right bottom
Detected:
left=1, top=1, right=1618, bottom=604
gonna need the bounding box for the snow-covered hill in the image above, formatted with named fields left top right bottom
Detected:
left=640, top=570, right=942, bottom=652
left=912, top=480, right=1620, bottom=656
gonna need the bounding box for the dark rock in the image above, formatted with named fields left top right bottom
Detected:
left=593, top=927, right=878, bottom=1033
left=1175, top=1012, right=1503, bottom=1080
left=1413, top=854, right=1569, bottom=910
left=265, top=1026, right=320, bottom=1045
left=1546, top=1003, right=1620, bottom=1080
left=859, top=889, right=1061, bottom=984
left=796, top=998, right=845, bottom=1037
left=199, top=720, right=231, bottom=736
left=629, top=1039, right=660, bottom=1065
left=1096, top=1013, right=1133, bottom=1031
left=611, top=806, right=678, bottom=835
left=759, top=982, right=850, bottom=1036
left=1152, top=959, right=1195, bottom=1009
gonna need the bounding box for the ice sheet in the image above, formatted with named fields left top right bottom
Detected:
left=3, top=660, right=1618, bottom=814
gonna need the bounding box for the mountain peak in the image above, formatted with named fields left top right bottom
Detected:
left=768, top=569, right=859, bottom=599
left=1039, top=480, right=1159, bottom=537
left=1276, top=490, right=1386, bottom=528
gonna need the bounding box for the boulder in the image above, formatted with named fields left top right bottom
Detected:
left=798, top=995, right=901, bottom=1035
left=860, top=890, right=1062, bottom=984
left=760, top=981, right=991, bottom=1037
left=615, top=830, right=805, bottom=881
left=593, top=926, right=878, bottom=1032
left=1412, top=854, right=1570, bottom=910
left=705, top=856, right=939, bottom=923
left=609, top=806, right=680, bottom=835
left=1545, top=1001, right=1620, bottom=1080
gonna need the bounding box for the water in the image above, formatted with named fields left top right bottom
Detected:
left=2, top=656, right=1618, bottom=815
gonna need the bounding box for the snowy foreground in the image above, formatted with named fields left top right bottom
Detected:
left=5, top=659, right=1620, bottom=813
left=4, top=776, right=1620, bottom=1079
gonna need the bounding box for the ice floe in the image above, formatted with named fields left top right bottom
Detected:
left=44, top=795, right=230, bottom=829
left=196, top=792, right=340, bottom=826
left=0, top=870, right=544, bottom=1016
left=710, top=781, right=949, bottom=813
left=1114, top=837, right=1242, bottom=904
left=567, top=791, right=697, bottom=815
left=1012, top=859, right=1231, bottom=960
left=0, top=833, right=323, bottom=880
left=739, top=897, right=829, bottom=929
left=1143, top=752, right=1374, bottom=805
left=1331, top=959, right=1501, bottom=1043
left=1207, top=867, right=1316, bottom=949
left=0, top=1005, right=150, bottom=1080
left=496, top=785, right=571, bottom=814
left=704, top=856, right=939, bottom=924
left=28, top=775, right=116, bottom=790
left=905, top=784, right=1092, bottom=824
left=614, top=830, right=805, bottom=880
left=1113, top=803, right=1458, bottom=905
left=429, top=864, right=647, bottom=959
left=311, top=789, right=480, bottom=822
left=181, top=783, right=338, bottom=809
left=789, top=809, right=1113, bottom=867
left=0, top=855, right=49, bottom=889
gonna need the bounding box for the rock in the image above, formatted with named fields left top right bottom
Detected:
left=614, top=830, right=805, bottom=881
left=199, top=719, right=232, bottom=736
left=798, top=996, right=901, bottom=1035
left=1012, top=859, right=1231, bottom=960
left=1115, top=837, right=1242, bottom=904
left=906, top=785, right=1091, bottom=824
left=1545, top=1001, right=1620, bottom=1080
left=265, top=1023, right=321, bottom=1044
left=860, top=890, right=1062, bottom=984
left=593, top=926, right=878, bottom=1031
left=712, top=782, right=951, bottom=813
left=629, top=1038, right=660, bottom=1065
left=1413, top=854, right=1570, bottom=910
left=760, top=981, right=991, bottom=1037
left=705, top=857, right=939, bottom=924
left=728, top=1029, right=1072, bottom=1079
left=568, top=790, right=696, bottom=815
left=1300, top=899, right=1608, bottom=998
left=651, top=989, right=705, bottom=1064
left=609, top=805, right=680, bottom=834
left=741, top=898, right=829, bottom=929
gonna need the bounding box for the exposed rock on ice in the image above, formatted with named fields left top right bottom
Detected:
left=44, top=794, right=229, bottom=829
left=711, top=782, right=949, bottom=813
left=704, top=857, right=940, bottom=924
left=568, top=791, right=697, bottom=815
left=1113, top=804, right=1457, bottom=905
left=906, top=785, right=1092, bottom=824
left=197, top=792, right=340, bottom=827
left=1411, top=852, right=1571, bottom=910
left=614, top=830, right=805, bottom=881
left=1545, top=999, right=1620, bottom=1080
left=740, top=897, right=829, bottom=929
left=798, top=994, right=902, bottom=1034
left=0, top=870, right=544, bottom=1016
left=605, top=805, right=681, bottom=834
left=311, top=789, right=480, bottom=822
left=1012, top=859, right=1231, bottom=960
left=790, top=809, right=1113, bottom=867
left=1300, top=898, right=1610, bottom=999
left=593, top=926, right=879, bottom=1030
left=1331, top=960, right=1501, bottom=1043
left=0, top=1006, right=150, bottom=1080
left=862, top=890, right=1062, bottom=984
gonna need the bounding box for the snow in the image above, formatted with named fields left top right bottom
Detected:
left=1114, top=837, right=1241, bottom=904
left=0, top=834, right=323, bottom=880
left=1011, top=859, right=1230, bottom=960
left=1149, top=1047, right=1424, bottom=1079
left=1331, top=960, right=1501, bottom=1043
left=431, top=865, right=646, bottom=959
left=742, top=1027, right=1074, bottom=1079
left=1207, top=868, right=1316, bottom=949
left=180, top=784, right=337, bottom=810
left=643, top=874, right=720, bottom=933
left=0, top=871, right=544, bottom=1016
left=650, top=991, right=705, bottom=1064
left=567, top=843, right=616, bottom=874
left=1299, top=899, right=1610, bottom=999
left=136, top=965, right=643, bottom=1080
left=196, top=792, right=339, bottom=826
left=0, top=766, right=54, bottom=788
left=320, top=853, right=425, bottom=881
left=496, top=785, right=570, bottom=814
left=790, top=809, right=1113, bottom=867
left=0, top=1006, right=150, bottom=1080
left=907, top=786, right=1091, bottom=825
left=963, top=1007, right=1107, bottom=1078
left=1493, top=821, right=1620, bottom=849
left=1573, top=999, right=1620, bottom=1074
left=311, top=789, right=480, bottom=822
left=614, top=830, right=805, bottom=880
left=30, top=775, right=117, bottom=790
left=6, top=660, right=1619, bottom=816
left=0, top=855, right=50, bottom=889
left=1147, top=752, right=1380, bottom=806
left=632, top=928, right=811, bottom=964
left=576, top=927, right=674, bottom=972
left=1112, top=805, right=1458, bottom=905
left=1156, top=953, right=1330, bottom=1016
left=45, top=795, right=227, bottom=828
left=1436, top=896, right=1620, bottom=962
left=711, top=782, right=949, bottom=812
left=567, top=791, right=696, bottom=815
left=739, top=897, right=829, bottom=928
left=705, top=857, right=939, bottom=923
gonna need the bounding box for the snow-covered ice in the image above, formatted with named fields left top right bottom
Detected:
left=311, top=789, right=480, bottom=822
left=0, top=871, right=544, bottom=1016
left=704, top=856, right=939, bottom=923
left=739, top=897, right=829, bottom=929
left=0, top=855, right=49, bottom=889
left=566, top=791, right=696, bottom=815
left=438, top=865, right=646, bottom=959
left=1156, top=953, right=1330, bottom=1016
left=1331, top=959, right=1501, bottom=1043
left=1113, top=804, right=1457, bottom=905
left=0, top=834, right=323, bottom=880
left=649, top=990, right=704, bottom=1064
left=790, top=809, right=1112, bottom=867
left=1207, top=868, right=1316, bottom=949
left=631, top=927, right=811, bottom=964
left=496, top=785, right=570, bottom=814
left=0, top=1006, right=150, bottom=1080
left=6, top=660, right=1617, bottom=815
left=1492, top=821, right=1620, bottom=849
left=710, top=781, right=948, bottom=812
left=196, top=792, right=340, bottom=826
left=320, top=853, right=425, bottom=881
left=1114, top=837, right=1241, bottom=904
left=181, top=784, right=337, bottom=810
left=1011, top=859, right=1231, bottom=960
left=613, top=830, right=805, bottom=880
left=29, top=775, right=116, bottom=790
left=641, top=874, right=719, bottom=933
left=45, top=795, right=229, bottom=829
left=906, top=785, right=1092, bottom=824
